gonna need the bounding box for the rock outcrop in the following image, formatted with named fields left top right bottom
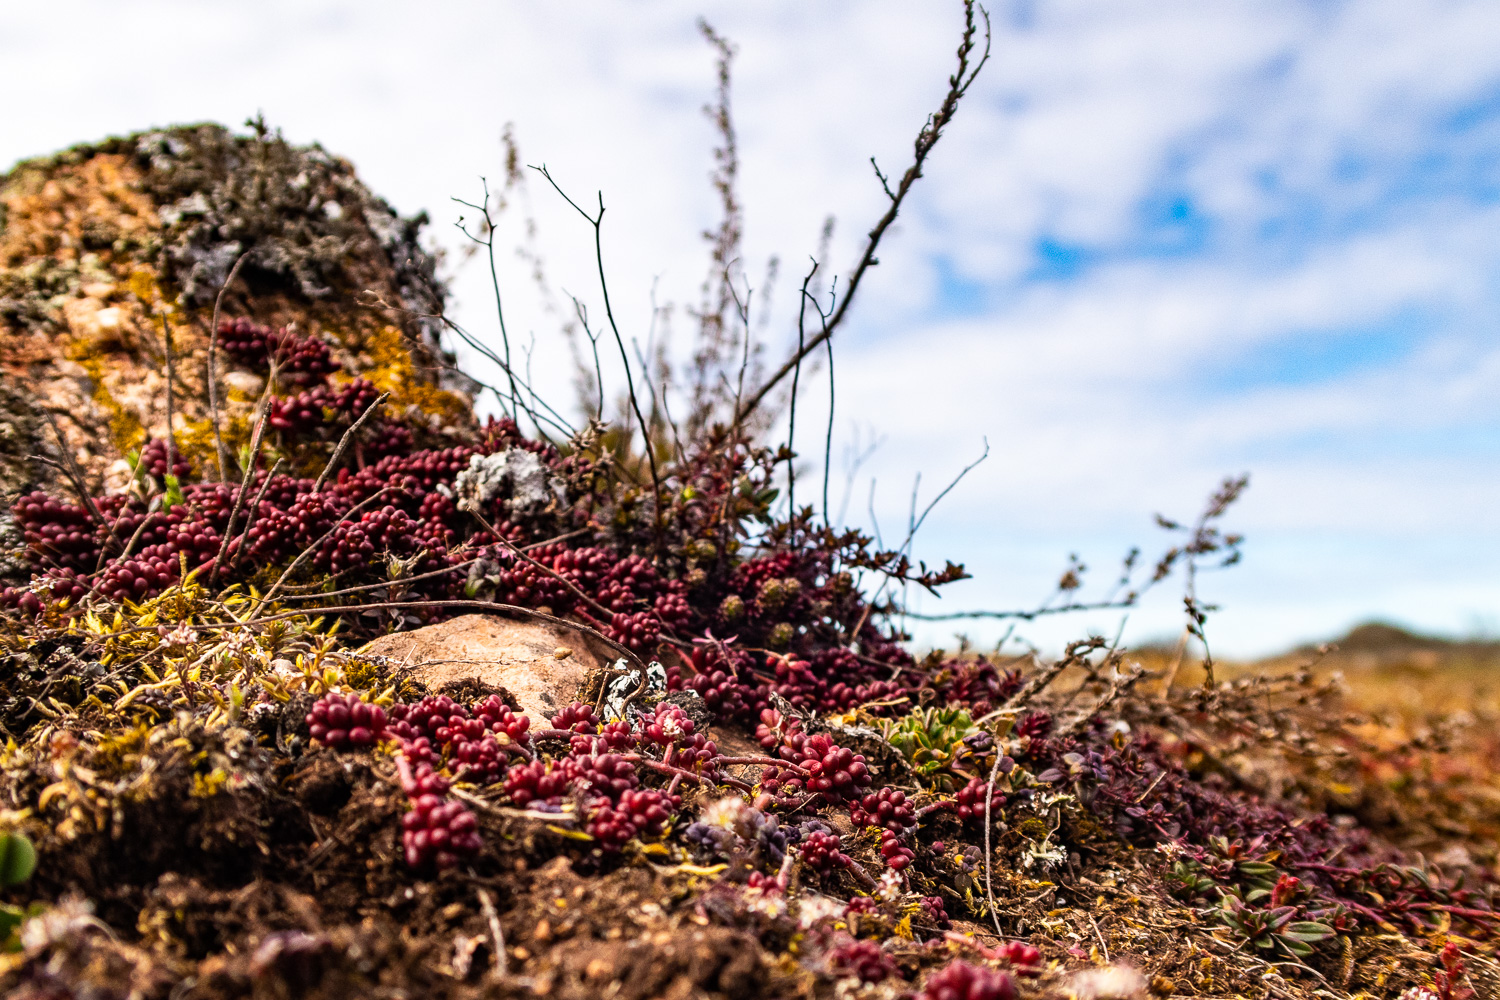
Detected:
left=0, top=120, right=473, bottom=502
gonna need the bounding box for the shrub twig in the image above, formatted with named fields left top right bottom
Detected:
left=734, top=0, right=991, bottom=426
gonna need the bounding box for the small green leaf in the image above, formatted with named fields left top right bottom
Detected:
left=1283, top=921, right=1335, bottom=942
left=163, top=474, right=185, bottom=511
left=0, top=904, right=22, bottom=950
left=0, top=832, right=36, bottom=886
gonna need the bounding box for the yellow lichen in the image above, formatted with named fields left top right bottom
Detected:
left=67, top=350, right=147, bottom=456
left=176, top=417, right=222, bottom=478
left=190, top=768, right=230, bottom=798
left=127, top=268, right=158, bottom=305
left=361, top=325, right=471, bottom=424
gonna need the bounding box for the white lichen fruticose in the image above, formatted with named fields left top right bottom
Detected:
left=452, top=448, right=564, bottom=516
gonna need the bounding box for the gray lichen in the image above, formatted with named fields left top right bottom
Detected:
left=453, top=448, right=565, bottom=517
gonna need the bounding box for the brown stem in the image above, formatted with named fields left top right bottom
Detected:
left=733, top=1, right=990, bottom=427
left=206, top=251, right=251, bottom=482
left=40, top=412, right=114, bottom=545
left=209, top=361, right=279, bottom=587
left=224, top=458, right=284, bottom=575
left=313, top=392, right=388, bottom=493
left=159, top=311, right=176, bottom=479
left=715, top=756, right=809, bottom=777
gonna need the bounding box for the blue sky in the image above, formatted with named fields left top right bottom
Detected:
left=5, top=0, right=1500, bottom=655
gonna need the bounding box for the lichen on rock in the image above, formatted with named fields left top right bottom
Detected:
left=0, top=119, right=471, bottom=497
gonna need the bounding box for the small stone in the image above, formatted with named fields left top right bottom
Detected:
left=359, top=613, right=623, bottom=725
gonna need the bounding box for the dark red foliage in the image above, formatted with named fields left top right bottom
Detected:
left=607, top=610, right=661, bottom=654
left=955, top=778, right=1007, bottom=823
left=745, top=871, right=786, bottom=893
left=14, top=492, right=104, bottom=575
left=878, top=829, right=915, bottom=872
left=306, top=692, right=387, bottom=750
left=586, top=720, right=631, bottom=753
left=395, top=761, right=481, bottom=870
left=315, top=506, right=418, bottom=574
left=218, top=317, right=337, bottom=384
left=1013, top=711, right=1053, bottom=740
left=572, top=753, right=639, bottom=799
left=920, top=962, right=1018, bottom=1000
left=472, top=695, right=532, bottom=747
left=669, top=733, right=719, bottom=772
left=551, top=702, right=599, bottom=734
left=687, top=667, right=755, bottom=721
left=997, top=941, right=1041, bottom=972
left=773, top=733, right=871, bottom=803
left=930, top=660, right=1021, bottom=718
left=851, top=788, right=915, bottom=833
left=754, top=708, right=803, bottom=751
left=639, top=703, right=695, bottom=747
left=387, top=696, right=458, bottom=743
left=400, top=786, right=482, bottom=870
left=451, top=736, right=507, bottom=785
left=138, top=437, right=193, bottom=481
left=268, top=378, right=380, bottom=434
left=828, top=939, right=899, bottom=983
left=918, top=896, right=951, bottom=929
left=586, top=788, right=677, bottom=851
left=800, top=831, right=851, bottom=874
left=503, top=759, right=576, bottom=808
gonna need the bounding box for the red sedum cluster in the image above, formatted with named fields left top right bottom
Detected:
left=397, top=761, right=482, bottom=871
left=919, top=961, right=1019, bottom=1000
left=306, top=692, right=387, bottom=750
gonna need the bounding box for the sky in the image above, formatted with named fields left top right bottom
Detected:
left=5, top=1, right=1500, bottom=657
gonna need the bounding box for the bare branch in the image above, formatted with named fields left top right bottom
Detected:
left=313, top=393, right=388, bottom=494
left=206, top=250, right=251, bottom=481
left=531, top=164, right=664, bottom=551
left=734, top=1, right=991, bottom=426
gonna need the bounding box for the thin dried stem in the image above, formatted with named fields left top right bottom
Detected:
left=313, top=393, right=388, bottom=493
left=41, top=412, right=117, bottom=549
left=735, top=1, right=991, bottom=426
left=206, top=251, right=251, bottom=481
left=453, top=179, right=520, bottom=415
left=159, top=311, right=177, bottom=480
left=210, top=366, right=279, bottom=587
left=531, top=166, right=664, bottom=551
